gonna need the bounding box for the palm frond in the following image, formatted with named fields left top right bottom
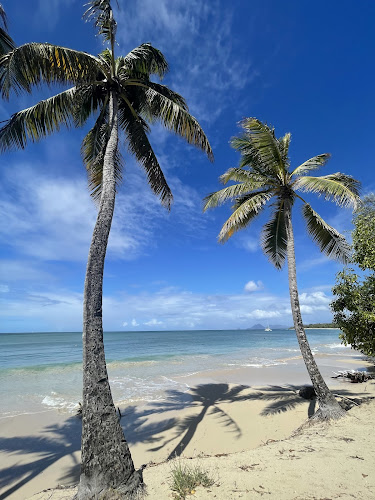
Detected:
left=0, top=88, right=76, bottom=151
left=261, top=199, right=287, bottom=269
left=73, top=84, right=107, bottom=127
left=277, top=132, right=291, bottom=167
left=0, top=4, right=15, bottom=55
left=119, top=108, right=172, bottom=208
left=0, top=26, right=15, bottom=55
left=82, top=114, right=122, bottom=202
left=143, top=86, right=213, bottom=161
left=217, top=191, right=272, bottom=242
left=291, top=154, right=331, bottom=176
left=203, top=183, right=255, bottom=211
left=0, top=43, right=100, bottom=99
left=83, top=0, right=117, bottom=42
left=238, top=118, right=285, bottom=178
left=0, top=5, right=7, bottom=30
left=302, top=203, right=351, bottom=263
left=122, top=44, right=169, bottom=80
left=219, top=167, right=269, bottom=187
left=294, top=173, right=360, bottom=208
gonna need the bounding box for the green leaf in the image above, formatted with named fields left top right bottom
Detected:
left=217, top=191, right=272, bottom=242
left=83, top=0, right=117, bottom=42
left=295, top=173, right=360, bottom=208
left=302, top=203, right=351, bottom=263
left=142, top=86, right=213, bottom=161
left=203, top=183, right=253, bottom=211
left=119, top=107, right=173, bottom=209
left=261, top=199, right=287, bottom=269
left=122, top=43, right=169, bottom=79
left=0, top=43, right=100, bottom=99
left=0, top=87, right=76, bottom=151
left=291, top=154, right=331, bottom=176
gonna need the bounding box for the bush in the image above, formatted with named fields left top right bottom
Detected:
left=169, top=458, right=215, bottom=499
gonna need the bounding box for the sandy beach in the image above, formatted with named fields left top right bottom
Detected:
left=0, top=352, right=374, bottom=500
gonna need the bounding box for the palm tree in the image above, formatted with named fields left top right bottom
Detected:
left=0, top=4, right=15, bottom=55
left=0, top=1, right=213, bottom=497
left=204, top=118, right=359, bottom=421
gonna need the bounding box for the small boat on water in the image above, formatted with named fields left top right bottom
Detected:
left=264, top=324, right=272, bottom=332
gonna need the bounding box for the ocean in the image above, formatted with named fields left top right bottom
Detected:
left=0, top=329, right=356, bottom=418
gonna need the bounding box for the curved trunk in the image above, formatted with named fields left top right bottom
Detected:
left=78, top=90, right=142, bottom=499
left=285, top=207, right=345, bottom=420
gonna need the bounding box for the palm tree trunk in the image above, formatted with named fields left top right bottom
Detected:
left=285, top=207, right=345, bottom=420
left=78, top=90, right=142, bottom=499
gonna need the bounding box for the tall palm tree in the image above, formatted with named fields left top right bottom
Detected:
left=204, top=118, right=359, bottom=421
left=0, top=4, right=15, bottom=55
left=0, top=1, right=213, bottom=497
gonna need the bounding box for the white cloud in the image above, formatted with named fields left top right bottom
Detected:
left=299, top=291, right=331, bottom=306
left=0, top=284, right=9, bottom=293
left=248, top=309, right=282, bottom=320
left=239, top=236, right=260, bottom=253
left=131, top=319, right=139, bottom=327
left=122, top=322, right=128, bottom=327
left=144, top=319, right=164, bottom=326
left=244, top=280, right=264, bottom=293
left=0, top=163, right=210, bottom=264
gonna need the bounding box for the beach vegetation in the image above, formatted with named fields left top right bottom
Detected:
left=169, top=458, right=216, bottom=499
left=0, top=0, right=212, bottom=498
left=332, top=194, right=375, bottom=356
left=204, top=118, right=360, bottom=420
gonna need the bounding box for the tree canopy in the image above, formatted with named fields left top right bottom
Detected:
left=331, top=194, right=375, bottom=356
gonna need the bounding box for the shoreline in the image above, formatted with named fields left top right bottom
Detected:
left=1, top=354, right=374, bottom=499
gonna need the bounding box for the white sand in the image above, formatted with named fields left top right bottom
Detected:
left=1, top=356, right=374, bottom=499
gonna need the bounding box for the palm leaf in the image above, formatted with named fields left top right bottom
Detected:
left=0, top=28, right=15, bottom=55
left=0, top=4, right=15, bottom=55
left=261, top=199, right=287, bottom=269
left=239, top=118, right=285, bottom=178
left=203, top=183, right=255, bottom=211
left=291, top=154, right=331, bottom=176
left=122, top=43, right=169, bottom=80
left=294, top=173, right=360, bottom=207
left=217, top=191, right=272, bottom=242
left=0, top=88, right=76, bottom=151
left=219, top=167, right=269, bottom=187
left=302, top=203, right=351, bottom=263
left=0, top=43, right=100, bottom=99
left=142, top=86, right=213, bottom=161
left=83, top=0, right=118, bottom=42
left=81, top=102, right=122, bottom=202
left=119, top=107, right=172, bottom=208
left=73, top=84, right=107, bottom=128
left=277, top=132, right=291, bottom=167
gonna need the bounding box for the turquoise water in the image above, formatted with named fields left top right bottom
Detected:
left=0, top=329, right=353, bottom=417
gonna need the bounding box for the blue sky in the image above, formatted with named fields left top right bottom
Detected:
left=1, top=0, right=374, bottom=332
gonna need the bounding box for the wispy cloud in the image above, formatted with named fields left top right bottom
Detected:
left=0, top=162, right=209, bottom=263
left=115, top=0, right=258, bottom=123
left=0, top=283, right=335, bottom=332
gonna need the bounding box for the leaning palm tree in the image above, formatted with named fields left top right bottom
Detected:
left=204, top=118, right=359, bottom=421
left=0, top=4, right=15, bottom=55
left=0, top=1, right=213, bottom=497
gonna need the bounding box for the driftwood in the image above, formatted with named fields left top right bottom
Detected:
left=332, top=370, right=374, bottom=383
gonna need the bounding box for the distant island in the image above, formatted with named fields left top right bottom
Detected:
left=245, top=323, right=288, bottom=330
left=289, top=322, right=339, bottom=330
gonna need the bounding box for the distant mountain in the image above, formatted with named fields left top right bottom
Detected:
left=249, top=323, right=265, bottom=330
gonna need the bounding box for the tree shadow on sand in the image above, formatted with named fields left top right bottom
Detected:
left=144, top=383, right=250, bottom=459
left=0, top=415, right=81, bottom=500
left=1, top=381, right=373, bottom=498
